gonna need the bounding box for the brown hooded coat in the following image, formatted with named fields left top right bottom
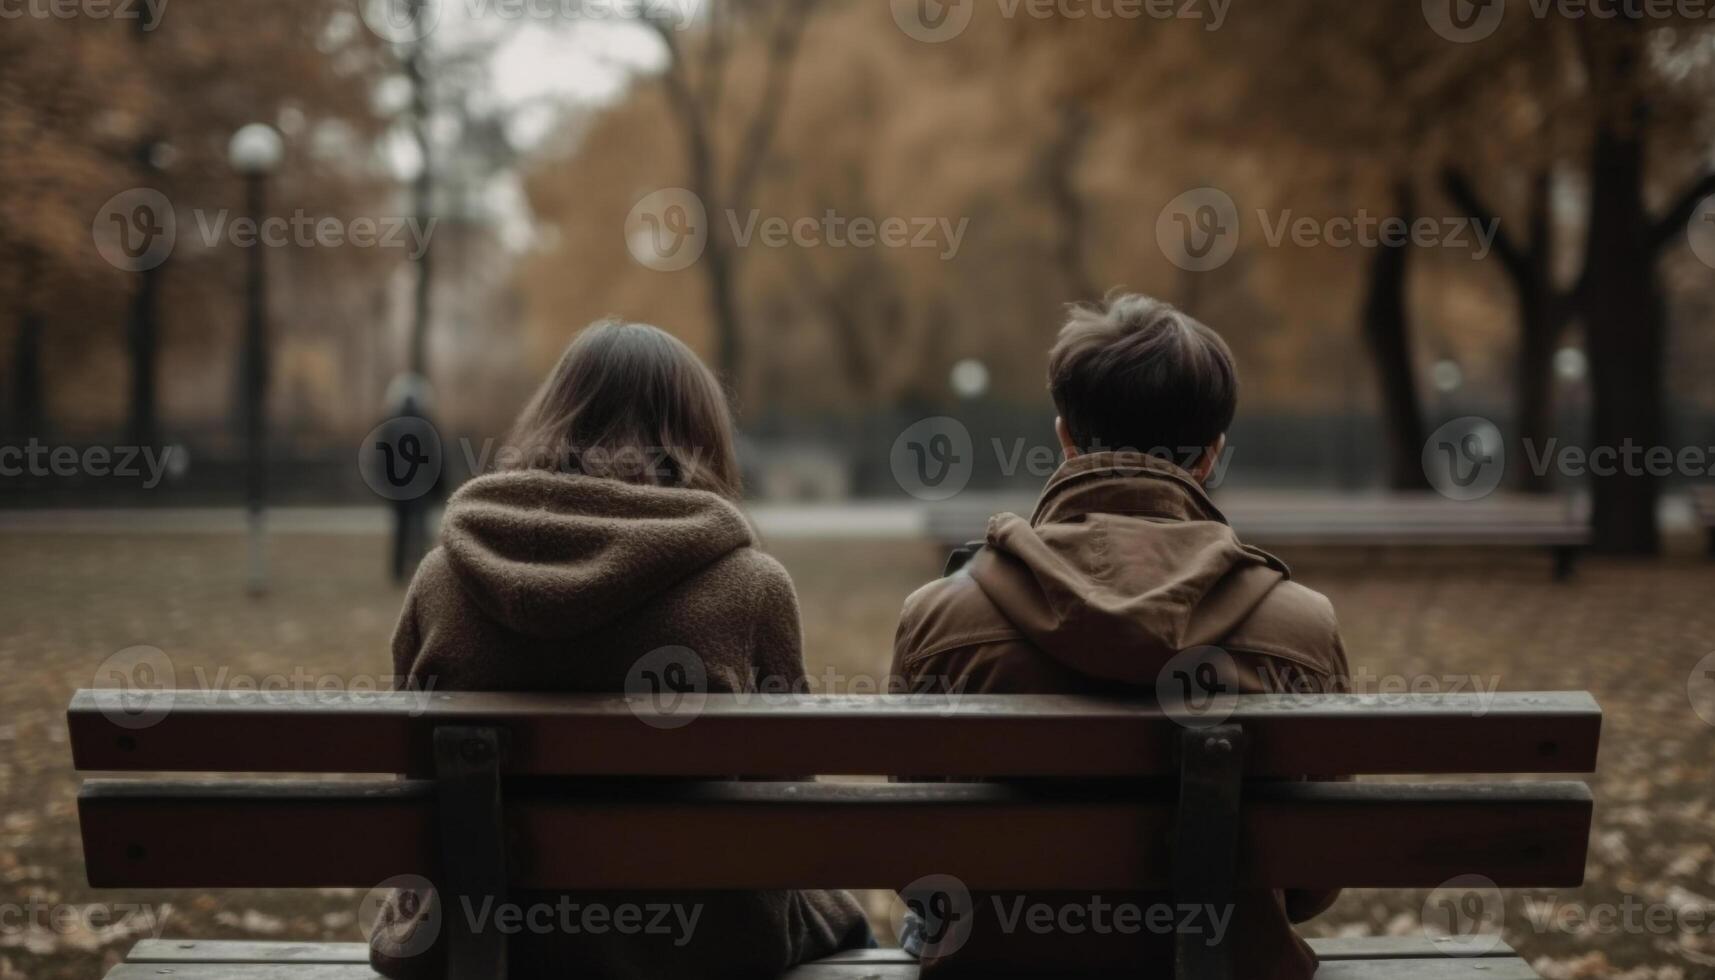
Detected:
left=371, top=469, right=871, bottom=980
left=892, top=452, right=1350, bottom=979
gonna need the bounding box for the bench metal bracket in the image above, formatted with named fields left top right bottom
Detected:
left=1171, top=723, right=1248, bottom=980
left=434, top=725, right=510, bottom=980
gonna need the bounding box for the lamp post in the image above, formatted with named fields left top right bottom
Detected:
left=228, top=122, right=283, bottom=596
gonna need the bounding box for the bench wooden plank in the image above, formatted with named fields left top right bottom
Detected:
left=81, top=779, right=1591, bottom=891
left=107, top=968, right=384, bottom=980
left=103, top=955, right=1542, bottom=980
left=1310, top=936, right=1516, bottom=960
left=1320, top=961, right=1537, bottom=980
left=123, top=941, right=922, bottom=965
left=129, top=941, right=374, bottom=963
left=789, top=967, right=1543, bottom=980
left=123, top=936, right=1517, bottom=965
left=66, top=690, right=1603, bottom=778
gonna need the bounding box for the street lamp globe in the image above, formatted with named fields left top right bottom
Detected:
left=950, top=358, right=990, bottom=400
left=228, top=123, right=284, bottom=176
left=1430, top=359, right=1464, bottom=394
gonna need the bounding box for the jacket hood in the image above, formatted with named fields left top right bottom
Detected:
left=439, top=469, right=754, bottom=638
left=968, top=452, right=1290, bottom=684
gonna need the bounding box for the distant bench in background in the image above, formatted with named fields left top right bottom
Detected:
left=928, top=492, right=1591, bottom=580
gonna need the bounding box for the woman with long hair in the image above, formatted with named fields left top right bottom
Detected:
left=370, top=319, right=872, bottom=979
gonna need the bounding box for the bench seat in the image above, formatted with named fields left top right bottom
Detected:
left=111, top=938, right=1536, bottom=979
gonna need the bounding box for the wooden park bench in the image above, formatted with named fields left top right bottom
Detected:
left=68, top=687, right=1601, bottom=980
left=928, top=491, right=1591, bottom=580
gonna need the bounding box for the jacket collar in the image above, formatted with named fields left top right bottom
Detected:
left=1029, top=450, right=1229, bottom=528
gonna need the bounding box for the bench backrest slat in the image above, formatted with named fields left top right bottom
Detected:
left=66, top=690, right=1601, bottom=777
left=78, top=778, right=1592, bottom=891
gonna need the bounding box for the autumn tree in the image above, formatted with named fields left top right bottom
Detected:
left=642, top=0, right=817, bottom=396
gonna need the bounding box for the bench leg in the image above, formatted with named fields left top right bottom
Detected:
left=1551, top=546, right=1578, bottom=582
left=1172, top=724, right=1247, bottom=980
left=435, top=726, right=510, bottom=980
left=1706, top=527, right=1715, bottom=561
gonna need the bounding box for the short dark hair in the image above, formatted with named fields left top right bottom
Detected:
left=1047, top=294, right=1237, bottom=460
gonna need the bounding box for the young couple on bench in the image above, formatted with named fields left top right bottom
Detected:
left=371, top=293, right=1350, bottom=980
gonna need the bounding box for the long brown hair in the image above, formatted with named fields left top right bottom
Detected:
left=503, top=320, right=743, bottom=500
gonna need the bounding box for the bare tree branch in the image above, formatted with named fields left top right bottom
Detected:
left=1648, top=170, right=1715, bottom=255
left=725, top=0, right=812, bottom=207
left=1441, top=167, right=1530, bottom=287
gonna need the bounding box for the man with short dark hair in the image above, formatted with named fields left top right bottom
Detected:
left=891, top=293, right=1349, bottom=979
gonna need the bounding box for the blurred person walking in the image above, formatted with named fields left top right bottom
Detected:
left=379, top=373, right=443, bottom=582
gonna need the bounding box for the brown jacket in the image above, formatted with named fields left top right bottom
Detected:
left=372, top=469, right=871, bottom=980
left=892, top=452, right=1349, bottom=979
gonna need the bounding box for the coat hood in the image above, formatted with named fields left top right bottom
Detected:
left=968, top=452, right=1291, bottom=684
left=439, top=469, right=754, bottom=639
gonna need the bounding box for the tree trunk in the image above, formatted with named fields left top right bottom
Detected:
left=127, top=9, right=162, bottom=448
left=702, top=234, right=744, bottom=400
left=1583, top=122, right=1664, bottom=554
left=126, top=262, right=161, bottom=448
left=1362, top=181, right=1428, bottom=490
left=406, top=19, right=434, bottom=377
left=1441, top=168, right=1567, bottom=493
left=1044, top=102, right=1097, bottom=302
left=11, top=307, right=44, bottom=438
left=1512, top=303, right=1557, bottom=493
left=1510, top=173, right=1560, bottom=493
